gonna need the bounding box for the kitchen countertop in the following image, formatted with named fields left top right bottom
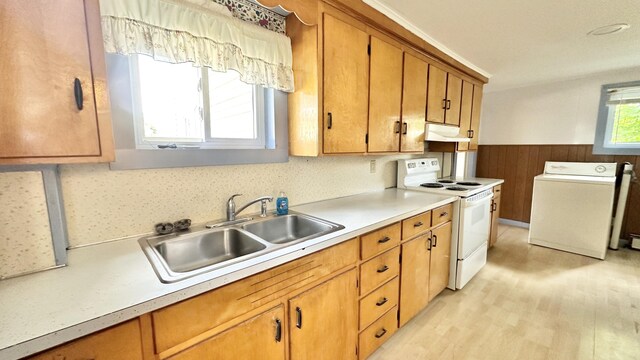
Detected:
left=0, top=188, right=456, bottom=359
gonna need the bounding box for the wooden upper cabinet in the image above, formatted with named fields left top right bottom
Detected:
left=289, top=269, right=358, bottom=360
left=426, top=64, right=447, bottom=123
left=444, top=74, right=462, bottom=126
left=457, top=81, right=474, bottom=151
left=322, top=13, right=370, bottom=154
left=429, top=221, right=452, bottom=301
left=367, top=37, right=403, bottom=153
left=167, top=306, right=286, bottom=360
left=0, top=0, right=114, bottom=164
left=469, top=85, right=483, bottom=150
left=400, top=53, right=428, bottom=153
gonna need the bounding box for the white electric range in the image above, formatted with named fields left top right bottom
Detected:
left=397, top=158, right=504, bottom=290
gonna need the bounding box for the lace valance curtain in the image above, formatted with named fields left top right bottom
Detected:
left=100, top=0, right=294, bottom=92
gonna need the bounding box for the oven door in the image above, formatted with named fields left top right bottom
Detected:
left=457, top=195, right=492, bottom=259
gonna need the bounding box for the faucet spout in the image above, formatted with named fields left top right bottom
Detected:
left=227, top=195, right=274, bottom=221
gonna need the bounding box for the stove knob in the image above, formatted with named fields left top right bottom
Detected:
left=595, top=165, right=607, bottom=173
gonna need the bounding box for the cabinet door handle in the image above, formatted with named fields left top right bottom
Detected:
left=394, top=121, right=401, bottom=134
left=378, top=236, right=391, bottom=244
left=402, top=122, right=408, bottom=135
left=327, top=112, right=332, bottom=129
left=376, top=297, right=389, bottom=306
left=73, top=78, right=83, bottom=110
left=442, top=99, right=447, bottom=109
left=446, top=99, right=451, bottom=110
left=469, top=130, right=474, bottom=138
left=295, top=307, right=302, bottom=329
left=375, top=328, right=387, bottom=338
left=440, top=212, right=448, bottom=218
left=426, top=237, right=432, bottom=250
left=492, top=203, right=497, bottom=212
left=467, top=129, right=472, bottom=138
left=433, top=234, right=438, bottom=247
left=275, top=319, right=282, bottom=342
left=377, top=265, right=389, bottom=273
left=414, top=221, right=423, bottom=228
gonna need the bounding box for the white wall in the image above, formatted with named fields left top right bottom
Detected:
left=479, top=67, right=640, bottom=145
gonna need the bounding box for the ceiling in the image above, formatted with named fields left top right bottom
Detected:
left=365, top=0, right=640, bottom=92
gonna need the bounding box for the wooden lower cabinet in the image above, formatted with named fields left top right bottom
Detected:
left=28, top=319, right=145, bottom=360
left=167, top=306, right=285, bottom=360
left=358, top=306, right=398, bottom=359
left=399, top=233, right=431, bottom=327
left=429, top=222, right=452, bottom=301
left=289, top=269, right=358, bottom=360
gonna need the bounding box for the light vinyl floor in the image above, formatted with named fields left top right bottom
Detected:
left=370, top=225, right=640, bottom=360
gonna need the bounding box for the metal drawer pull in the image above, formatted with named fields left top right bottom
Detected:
left=327, top=112, right=333, bottom=129
left=376, top=297, right=388, bottom=306
left=414, top=221, right=424, bottom=227
left=378, top=236, right=391, bottom=244
left=275, top=319, right=282, bottom=342
left=375, top=328, right=387, bottom=338
left=433, top=234, right=438, bottom=247
left=440, top=212, right=448, bottom=217
left=295, top=307, right=302, bottom=329
left=73, top=78, right=83, bottom=110
left=377, top=265, right=389, bottom=273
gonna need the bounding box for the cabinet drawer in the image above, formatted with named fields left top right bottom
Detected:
left=152, top=238, right=358, bottom=353
left=401, top=211, right=431, bottom=240
left=359, top=277, right=399, bottom=330
left=431, top=203, right=453, bottom=227
left=29, top=319, right=144, bottom=360
left=360, top=222, right=401, bottom=260
left=360, top=247, right=400, bottom=295
left=493, top=184, right=502, bottom=197
left=358, top=306, right=398, bottom=359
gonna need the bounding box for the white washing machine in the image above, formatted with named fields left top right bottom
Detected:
left=528, top=161, right=617, bottom=259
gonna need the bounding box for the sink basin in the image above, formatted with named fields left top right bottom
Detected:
left=243, top=214, right=343, bottom=244
left=147, top=228, right=266, bottom=273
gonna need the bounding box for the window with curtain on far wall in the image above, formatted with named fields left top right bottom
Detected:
left=594, top=81, right=640, bottom=155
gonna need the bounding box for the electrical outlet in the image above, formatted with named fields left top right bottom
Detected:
left=370, top=160, right=376, bottom=173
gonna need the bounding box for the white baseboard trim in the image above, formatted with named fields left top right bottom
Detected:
left=498, top=218, right=530, bottom=229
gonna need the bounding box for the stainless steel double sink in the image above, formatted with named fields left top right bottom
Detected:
left=139, top=213, right=344, bottom=283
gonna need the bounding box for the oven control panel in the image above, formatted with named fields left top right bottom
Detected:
left=403, top=158, right=440, bottom=174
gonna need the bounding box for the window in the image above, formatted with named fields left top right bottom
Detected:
left=131, top=55, right=267, bottom=150
left=594, top=81, right=640, bottom=155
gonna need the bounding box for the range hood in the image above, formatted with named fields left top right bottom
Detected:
left=424, top=124, right=470, bottom=142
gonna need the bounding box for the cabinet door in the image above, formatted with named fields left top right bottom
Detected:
left=489, top=195, right=501, bottom=248
left=323, top=13, right=369, bottom=154
left=168, top=306, right=285, bottom=360
left=400, top=54, right=428, bottom=153
left=469, top=85, right=483, bottom=150
left=367, top=37, right=403, bottom=152
left=399, top=233, right=431, bottom=327
left=429, top=222, right=452, bottom=301
left=426, top=64, right=447, bottom=123
left=0, top=0, right=101, bottom=158
left=457, top=81, right=474, bottom=151
left=289, top=269, right=358, bottom=360
left=444, top=74, right=462, bottom=126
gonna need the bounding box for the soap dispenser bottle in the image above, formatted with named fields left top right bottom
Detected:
left=276, top=191, right=288, bottom=215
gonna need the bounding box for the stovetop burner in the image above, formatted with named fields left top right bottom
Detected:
left=446, top=186, right=469, bottom=191
left=456, top=181, right=482, bottom=186
left=438, top=180, right=456, bottom=184
left=420, top=183, right=445, bottom=188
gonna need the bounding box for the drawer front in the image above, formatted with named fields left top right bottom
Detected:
left=360, top=222, right=401, bottom=260
left=152, top=238, right=358, bottom=353
left=493, top=184, right=502, bottom=197
left=359, top=277, right=399, bottom=330
left=360, top=247, right=400, bottom=295
left=401, top=211, right=431, bottom=240
left=431, top=203, right=453, bottom=227
left=358, top=306, right=398, bottom=359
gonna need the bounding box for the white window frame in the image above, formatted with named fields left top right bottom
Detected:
left=129, top=55, right=267, bottom=150
left=593, top=80, right=640, bottom=155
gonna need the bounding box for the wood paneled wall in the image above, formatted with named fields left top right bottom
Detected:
left=476, top=144, right=640, bottom=239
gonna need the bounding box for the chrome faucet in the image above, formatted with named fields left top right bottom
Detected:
left=226, top=194, right=273, bottom=221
